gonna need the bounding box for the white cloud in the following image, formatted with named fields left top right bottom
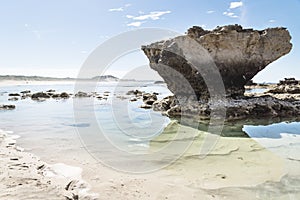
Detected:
left=127, top=21, right=144, bottom=27
left=230, top=1, right=243, bottom=9
left=126, top=15, right=134, bottom=19
left=108, top=7, right=124, bottom=12
left=206, top=10, right=215, bottom=14
left=108, top=4, right=131, bottom=12
left=223, top=11, right=238, bottom=18
left=269, top=19, right=276, bottom=23
left=126, top=11, right=171, bottom=21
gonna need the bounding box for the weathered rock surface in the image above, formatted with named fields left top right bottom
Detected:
left=0, top=105, right=16, bottom=110
left=142, top=24, right=292, bottom=100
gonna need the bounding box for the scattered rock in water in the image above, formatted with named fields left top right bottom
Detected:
left=130, top=97, right=137, bottom=102
left=51, top=94, right=60, bottom=98
left=21, top=94, right=31, bottom=99
left=0, top=105, right=16, bottom=110
left=20, top=90, right=31, bottom=94
left=75, top=91, right=90, bottom=98
left=143, top=93, right=157, bottom=101
left=279, top=77, right=299, bottom=85
left=8, top=93, right=20, bottom=97
left=152, top=96, right=177, bottom=111
left=140, top=104, right=152, bottom=109
left=267, top=78, right=300, bottom=94
left=51, top=92, right=70, bottom=99
left=60, top=92, right=70, bottom=99
left=126, top=90, right=143, bottom=96
left=143, top=93, right=158, bottom=105
left=46, top=89, right=56, bottom=93
left=31, top=92, right=51, bottom=100
left=8, top=97, right=19, bottom=101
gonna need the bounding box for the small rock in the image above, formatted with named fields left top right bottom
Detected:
left=31, top=92, right=51, bottom=99
left=52, top=94, right=61, bottom=98
left=0, top=105, right=16, bottom=110
left=75, top=91, right=90, bottom=98
left=8, top=93, right=20, bottom=96
left=8, top=97, right=19, bottom=101
left=142, top=93, right=157, bottom=101
left=145, top=99, right=155, bottom=105
left=60, top=92, right=70, bottom=98
left=140, top=104, right=152, bottom=109
left=126, top=90, right=143, bottom=96
left=20, top=90, right=31, bottom=94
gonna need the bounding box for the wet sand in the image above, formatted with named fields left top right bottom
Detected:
left=2, top=121, right=299, bottom=200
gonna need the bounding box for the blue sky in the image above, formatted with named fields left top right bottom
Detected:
left=0, top=0, right=299, bottom=82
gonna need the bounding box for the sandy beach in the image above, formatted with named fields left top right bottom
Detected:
left=0, top=129, right=98, bottom=200
left=1, top=121, right=299, bottom=200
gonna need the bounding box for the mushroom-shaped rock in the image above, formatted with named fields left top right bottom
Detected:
left=142, top=24, right=292, bottom=100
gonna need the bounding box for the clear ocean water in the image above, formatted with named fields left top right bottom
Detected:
left=1, top=81, right=300, bottom=197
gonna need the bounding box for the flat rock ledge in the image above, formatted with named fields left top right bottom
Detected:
left=152, top=95, right=300, bottom=121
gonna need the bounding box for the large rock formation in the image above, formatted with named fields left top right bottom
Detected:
left=142, top=24, right=292, bottom=100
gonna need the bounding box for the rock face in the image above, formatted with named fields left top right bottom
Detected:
left=142, top=24, right=292, bottom=100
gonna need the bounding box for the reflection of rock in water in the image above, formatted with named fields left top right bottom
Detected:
left=168, top=116, right=300, bottom=137
left=208, top=175, right=300, bottom=199
left=150, top=121, right=287, bottom=190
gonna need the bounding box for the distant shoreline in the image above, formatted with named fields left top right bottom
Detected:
left=0, top=75, right=120, bottom=82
